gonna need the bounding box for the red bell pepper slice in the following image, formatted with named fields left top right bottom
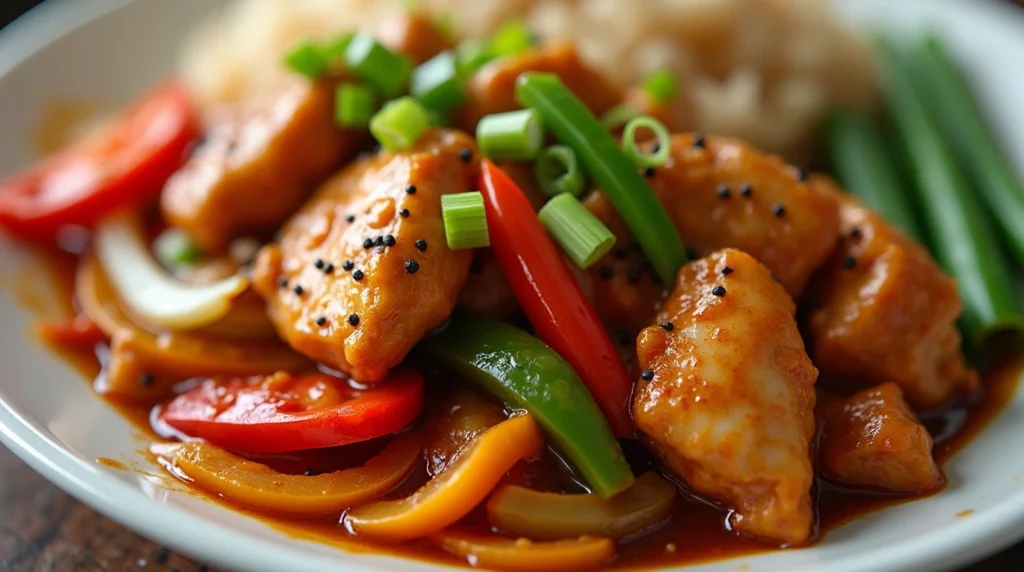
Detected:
left=159, top=369, right=424, bottom=454
left=0, top=82, right=199, bottom=243
left=479, top=160, right=633, bottom=437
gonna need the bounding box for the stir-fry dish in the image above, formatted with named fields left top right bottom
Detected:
left=3, top=1, right=1024, bottom=569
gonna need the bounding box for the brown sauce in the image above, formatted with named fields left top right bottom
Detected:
left=21, top=247, right=1024, bottom=569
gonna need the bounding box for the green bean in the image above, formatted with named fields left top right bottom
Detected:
left=823, top=108, right=924, bottom=241
left=878, top=36, right=1023, bottom=342
left=907, top=34, right=1024, bottom=265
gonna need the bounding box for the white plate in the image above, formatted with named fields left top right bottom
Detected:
left=1, top=0, right=1023, bottom=571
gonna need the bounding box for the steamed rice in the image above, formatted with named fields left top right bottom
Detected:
left=180, top=0, right=876, bottom=162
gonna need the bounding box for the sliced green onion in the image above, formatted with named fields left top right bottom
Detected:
left=476, top=109, right=544, bottom=161
left=322, top=32, right=355, bottom=67
left=489, top=20, right=534, bottom=58
left=344, top=33, right=412, bottom=98
left=600, top=104, right=641, bottom=131
left=335, top=83, right=376, bottom=128
left=538, top=193, right=616, bottom=269
left=641, top=69, right=678, bottom=103
left=370, top=97, right=430, bottom=152
left=154, top=228, right=203, bottom=267
left=411, top=51, right=466, bottom=110
left=456, top=38, right=495, bottom=78
left=426, top=108, right=451, bottom=127
left=534, top=145, right=584, bottom=197
left=442, top=192, right=490, bottom=250
left=284, top=41, right=328, bottom=79
left=622, top=116, right=671, bottom=168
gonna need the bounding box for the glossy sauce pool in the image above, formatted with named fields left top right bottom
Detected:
left=23, top=249, right=1024, bottom=570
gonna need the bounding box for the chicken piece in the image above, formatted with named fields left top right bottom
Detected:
left=804, top=181, right=978, bottom=409
left=633, top=249, right=817, bottom=545
left=818, top=382, right=943, bottom=493
left=377, top=12, right=453, bottom=65
left=455, top=43, right=623, bottom=131
left=252, top=130, right=477, bottom=383
left=162, top=80, right=360, bottom=251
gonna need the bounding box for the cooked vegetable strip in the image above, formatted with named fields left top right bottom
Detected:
left=909, top=35, right=1024, bottom=264
left=480, top=162, right=634, bottom=438
left=345, top=33, right=412, bottom=98
left=534, top=145, right=584, bottom=197
left=641, top=69, right=678, bottom=104
left=622, top=116, right=671, bottom=168
left=431, top=529, right=614, bottom=572
left=152, top=433, right=421, bottom=515
left=94, top=212, right=248, bottom=330
left=455, top=38, right=493, bottom=78
left=538, top=193, right=615, bottom=269
left=335, top=83, right=376, bottom=128
left=487, top=473, right=676, bottom=540
left=421, top=310, right=635, bottom=497
left=345, top=415, right=543, bottom=540
left=879, top=38, right=1023, bottom=341
left=515, top=72, right=686, bottom=284
left=477, top=109, right=544, bottom=161
left=824, top=109, right=924, bottom=241
left=34, top=315, right=106, bottom=347
left=285, top=41, right=329, bottom=79
left=411, top=51, right=466, bottom=110
left=370, top=97, right=431, bottom=151
left=489, top=19, right=534, bottom=58
left=442, top=191, right=490, bottom=249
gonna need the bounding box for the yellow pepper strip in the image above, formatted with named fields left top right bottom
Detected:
left=486, top=472, right=676, bottom=540
left=431, top=528, right=614, bottom=571
left=151, top=433, right=421, bottom=516
left=345, top=414, right=543, bottom=540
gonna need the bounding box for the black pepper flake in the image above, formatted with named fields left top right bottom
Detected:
left=459, top=147, right=473, bottom=163
left=352, top=269, right=365, bottom=281
left=139, top=373, right=154, bottom=387
left=850, top=227, right=862, bottom=239
left=627, top=265, right=643, bottom=284
left=303, top=468, right=318, bottom=477
left=772, top=204, right=786, bottom=218
left=415, top=239, right=428, bottom=252
left=641, top=369, right=655, bottom=381
left=323, top=263, right=335, bottom=274
left=712, top=285, right=727, bottom=297
left=614, top=246, right=630, bottom=260
left=651, top=141, right=661, bottom=153
left=721, top=266, right=734, bottom=276
left=405, top=259, right=420, bottom=274
left=314, top=258, right=325, bottom=269
left=843, top=256, right=857, bottom=269
left=293, top=285, right=304, bottom=296
left=347, top=313, right=360, bottom=326
left=615, top=329, right=632, bottom=346
left=692, top=134, right=707, bottom=150
left=739, top=184, right=753, bottom=197
left=643, top=167, right=656, bottom=178
left=793, top=166, right=808, bottom=181
left=598, top=265, right=613, bottom=280
left=346, top=214, right=356, bottom=223
left=363, top=238, right=374, bottom=249
left=316, top=316, right=327, bottom=327
left=342, top=260, right=354, bottom=271
left=399, top=208, right=410, bottom=218
left=405, top=184, right=417, bottom=195
left=384, top=234, right=396, bottom=247
left=278, top=278, right=289, bottom=288
left=374, top=236, right=384, bottom=247
left=716, top=184, right=731, bottom=199
left=660, top=322, right=674, bottom=332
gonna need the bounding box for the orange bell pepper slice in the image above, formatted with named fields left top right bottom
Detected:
left=345, top=414, right=543, bottom=540
left=431, top=528, right=614, bottom=571
left=152, top=432, right=421, bottom=516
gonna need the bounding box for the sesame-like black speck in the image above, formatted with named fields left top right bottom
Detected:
left=712, top=285, right=727, bottom=297
left=614, top=246, right=630, bottom=260
left=363, top=238, right=374, bottom=249
left=316, top=316, right=327, bottom=327
left=692, top=134, right=707, bottom=150
left=651, top=141, right=661, bottom=153
left=293, top=285, right=304, bottom=296
left=314, top=258, right=325, bottom=269
left=347, top=313, right=360, bottom=326
left=850, top=227, right=862, bottom=239
left=641, top=369, right=655, bottom=381
left=384, top=234, right=396, bottom=247
left=739, top=184, right=753, bottom=197
left=598, top=265, right=613, bottom=280
left=794, top=166, right=808, bottom=181
left=405, top=259, right=420, bottom=274
left=140, top=373, right=154, bottom=387
left=278, top=278, right=289, bottom=289
left=324, top=263, right=335, bottom=274
left=843, top=256, right=857, bottom=269
left=772, top=204, right=786, bottom=218
left=342, top=260, right=354, bottom=271
left=615, top=329, right=632, bottom=346
left=685, top=246, right=698, bottom=260
left=346, top=214, right=356, bottom=223
left=716, top=184, right=731, bottom=199
left=405, top=184, right=417, bottom=195
left=352, top=269, right=365, bottom=281
left=415, top=239, right=428, bottom=252
left=721, top=266, right=734, bottom=276
left=627, top=266, right=643, bottom=284
left=399, top=209, right=410, bottom=218
left=643, top=167, right=656, bottom=178
left=374, top=236, right=384, bottom=247
left=303, top=468, right=318, bottom=477
left=459, top=147, right=473, bottom=163
left=660, top=322, right=674, bottom=332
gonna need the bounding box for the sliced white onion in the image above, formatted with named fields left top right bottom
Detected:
left=94, top=212, right=249, bottom=330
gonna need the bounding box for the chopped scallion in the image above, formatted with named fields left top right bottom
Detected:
left=344, top=33, right=412, bottom=98
left=335, top=83, right=376, bottom=128
left=370, top=97, right=430, bottom=151
left=442, top=192, right=490, bottom=250
left=426, top=108, right=451, bottom=127
left=538, top=193, right=615, bottom=269
left=622, top=116, right=671, bottom=168
left=534, top=145, right=585, bottom=197
left=476, top=109, right=544, bottom=161
left=154, top=228, right=203, bottom=267
left=600, top=104, right=642, bottom=131
left=456, top=38, right=494, bottom=78
left=489, top=20, right=534, bottom=58
left=322, top=32, right=355, bottom=67
left=411, top=51, right=466, bottom=110
left=285, top=41, right=329, bottom=79
left=642, top=69, right=678, bottom=103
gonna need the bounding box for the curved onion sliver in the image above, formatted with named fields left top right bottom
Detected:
left=152, top=433, right=422, bottom=515
left=430, top=528, right=614, bottom=571
left=94, top=212, right=247, bottom=330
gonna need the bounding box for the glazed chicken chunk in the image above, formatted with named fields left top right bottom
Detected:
left=162, top=80, right=360, bottom=251
left=252, top=130, right=477, bottom=383
left=633, top=249, right=818, bottom=545
left=818, top=383, right=943, bottom=493
left=804, top=183, right=978, bottom=409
